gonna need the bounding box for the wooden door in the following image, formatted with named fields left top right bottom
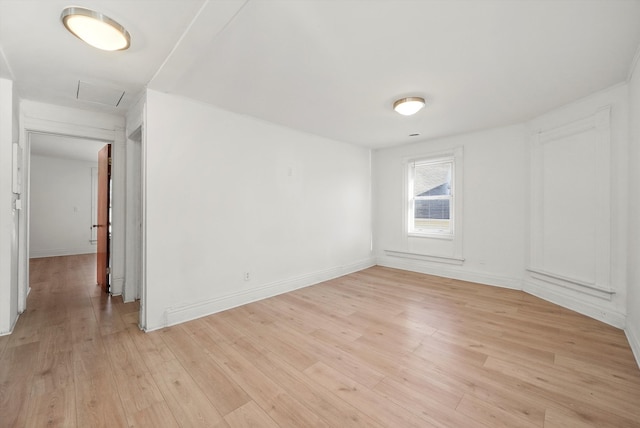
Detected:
left=96, top=144, right=111, bottom=293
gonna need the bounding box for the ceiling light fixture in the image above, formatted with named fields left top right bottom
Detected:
left=393, top=97, right=425, bottom=116
left=61, top=7, right=131, bottom=51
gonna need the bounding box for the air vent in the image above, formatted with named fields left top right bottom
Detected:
left=76, top=80, right=125, bottom=107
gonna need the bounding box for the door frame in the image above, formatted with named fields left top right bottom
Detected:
left=124, top=127, right=142, bottom=303
left=124, top=97, right=147, bottom=330
left=18, top=115, right=128, bottom=313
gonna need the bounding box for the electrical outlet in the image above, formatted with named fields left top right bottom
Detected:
left=244, top=272, right=250, bottom=281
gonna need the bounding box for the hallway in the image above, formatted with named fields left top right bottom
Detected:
left=0, top=255, right=140, bottom=426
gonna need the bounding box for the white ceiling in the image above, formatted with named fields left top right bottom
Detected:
left=0, top=0, right=205, bottom=111
left=2, top=0, right=640, bottom=150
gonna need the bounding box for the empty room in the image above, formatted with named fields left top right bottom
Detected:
left=1, top=1, right=640, bottom=426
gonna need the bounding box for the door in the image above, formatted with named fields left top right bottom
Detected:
left=96, top=144, right=111, bottom=293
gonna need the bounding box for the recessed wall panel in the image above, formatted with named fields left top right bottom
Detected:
left=529, top=106, right=611, bottom=297
left=541, top=130, right=597, bottom=283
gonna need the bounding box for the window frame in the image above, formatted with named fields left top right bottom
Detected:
left=408, top=156, right=454, bottom=237
left=404, top=147, right=463, bottom=242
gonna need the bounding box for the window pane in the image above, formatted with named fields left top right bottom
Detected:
left=414, top=199, right=450, bottom=220
left=413, top=162, right=451, bottom=198
left=410, top=159, right=453, bottom=234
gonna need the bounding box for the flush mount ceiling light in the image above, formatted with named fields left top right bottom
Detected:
left=393, top=97, right=425, bottom=116
left=61, top=7, right=131, bottom=51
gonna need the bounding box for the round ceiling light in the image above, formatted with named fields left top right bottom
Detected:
left=393, top=97, right=425, bottom=116
left=61, top=7, right=131, bottom=51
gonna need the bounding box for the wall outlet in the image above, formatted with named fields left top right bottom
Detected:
left=244, top=272, right=250, bottom=281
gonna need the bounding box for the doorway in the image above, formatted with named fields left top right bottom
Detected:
left=18, top=123, right=138, bottom=326
left=28, top=134, right=112, bottom=290
left=124, top=126, right=142, bottom=302
left=28, top=135, right=106, bottom=250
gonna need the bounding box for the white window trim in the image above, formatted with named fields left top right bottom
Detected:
left=408, top=156, right=454, bottom=237
left=403, top=147, right=464, bottom=255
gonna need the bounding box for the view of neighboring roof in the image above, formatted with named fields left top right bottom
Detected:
left=414, top=162, right=451, bottom=197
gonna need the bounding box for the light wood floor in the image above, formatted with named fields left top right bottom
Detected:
left=1, top=255, right=640, bottom=427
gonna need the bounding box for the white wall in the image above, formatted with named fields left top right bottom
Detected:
left=124, top=93, right=145, bottom=303
left=29, top=154, right=97, bottom=258
left=374, top=83, right=631, bottom=332
left=0, top=77, right=18, bottom=334
left=524, top=84, right=629, bottom=328
left=374, top=124, right=527, bottom=289
left=627, top=53, right=640, bottom=366
left=144, top=90, right=374, bottom=331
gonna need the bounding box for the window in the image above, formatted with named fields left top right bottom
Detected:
left=408, top=156, right=454, bottom=236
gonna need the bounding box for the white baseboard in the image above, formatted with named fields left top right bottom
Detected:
left=523, top=280, right=626, bottom=328
left=376, top=255, right=522, bottom=290
left=158, top=257, right=376, bottom=331
left=0, top=312, right=20, bottom=336
left=378, top=256, right=627, bottom=329
left=625, top=323, right=640, bottom=369
left=30, top=248, right=96, bottom=258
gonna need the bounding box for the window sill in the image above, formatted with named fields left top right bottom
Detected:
left=408, top=232, right=454, bottom=241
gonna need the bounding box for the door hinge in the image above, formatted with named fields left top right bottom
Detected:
left=108, top=157, right=112, bottom=166
left=106, top=267, right=111, bottom=275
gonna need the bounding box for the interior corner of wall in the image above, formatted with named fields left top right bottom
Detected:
left=625, top=322, right=640, bottom=369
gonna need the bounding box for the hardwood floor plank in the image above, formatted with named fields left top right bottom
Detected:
left=128, top=328, right=177, bottom=373
left=230, top=335, right=386, bottom=428
left=303, top=361, right=435, bottom=428
left=413, top=334, right=489, bottom=368
left=148, top=358, right=226, bottom=427
left=455, top=393, right=539, bottom=428
left=159, top=326, right=250, bottom=415
left=553, top=353, right=640, bottom=394
left=276, top=293, right=365, bottom=340
left=432, top=327, right=556, bottom=365
left=4, top=257, right=638, bottom=427
left=371, top=376, right=481, bottom=428
left=71, top=337, right=112, bottom=381
left=208, top=313, right=320, bottom=372
left=0, top=333, right=9, bottom=360
left=129, top=401, right=180, bottom=428
left=90, top=295, right=128, bottom=336
left=0, top=342, right=40, bottom=427
left=256, top=295, right=360, bottom=337
left=347, top=310, right=427, bottom=350
left=484, top=355, right=640, bottom=423
left=74, top=372, right=129, bottom=428
left=199, top=333, right=331, bottom=428
left=286, top=284, right=358, bottom=317
left=30, top=349, right=74, bottom=397
left=543, top=405, right=638, bottom=428
left=102, top=330, right=165, bottom=421
left=224, top=401, right=280, bottom=428
left=272, top=318, right=387, bottom=388
left=249, top=299, right=317, bottom=334
left=24, top=384, right=76, bottom=428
